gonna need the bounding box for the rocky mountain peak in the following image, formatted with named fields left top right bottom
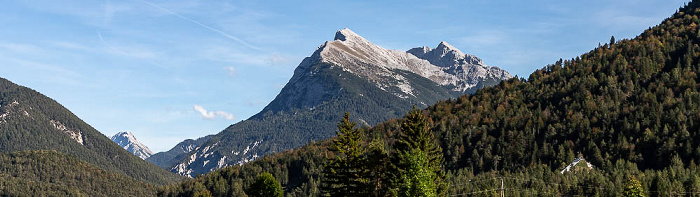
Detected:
left=334, top=28, right=364, bottom=42
left=435, top=41, right=465, bottom=57
left=110, top=131, right=153, bottom=159
left=406, top=46, right=431, bottom=57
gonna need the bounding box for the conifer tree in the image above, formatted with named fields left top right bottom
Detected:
left=321, top=113, right=369, bottom=196
left=365, top=137, right=390, bottom=196
left=389, top=107, right=447, bottom=196
left=623, top=175, right=644, bottom=197
left=397, top=148, right=437, bottom=197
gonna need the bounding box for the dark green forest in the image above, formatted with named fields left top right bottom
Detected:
left=0, top=150, right=159, bottom=196
left=159, top=1, right=700, bottom=196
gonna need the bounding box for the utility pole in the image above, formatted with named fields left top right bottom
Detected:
left=500, top=178, right=504, bottom=197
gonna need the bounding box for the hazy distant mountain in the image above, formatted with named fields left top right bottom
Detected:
left=0, top=77, right=183, bottom=184
left=166, top=28, right=511, bottom=177
left=110, top=131, right=153, bottom=159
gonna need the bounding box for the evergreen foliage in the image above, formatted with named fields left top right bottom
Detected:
left=389, top=107, right=446, bottom=196
left=321, top=113, right=370, bottom=196
left=624, top=175, right=645, bottom=197
left=0, top=150, right=158, bottom=196
left=248, top=172, right=283, bottom=197
left=395, top=148, right=436, bottom=197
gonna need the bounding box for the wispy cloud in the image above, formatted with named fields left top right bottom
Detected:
left=266, top=54, right=288, bottom=66
left=51, top=41, right=92, bottom=51
left=102, top=0, right=131, bottom=25
left=137, top=0, right=262, bottom=51
left=0, top=43, right=42, bottom=54
left=193, top=105, right=235, bottom=120
left=223, top=66, right=237, bottom=76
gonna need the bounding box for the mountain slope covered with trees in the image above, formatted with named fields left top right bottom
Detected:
left=159, top=1, right=700, bottom=196
left=0, top=150, right=159, bottom=196
left=0, top=77, right=184, bottom=185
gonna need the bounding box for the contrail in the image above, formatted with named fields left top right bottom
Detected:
left=138, top=0, right=262, bottom=51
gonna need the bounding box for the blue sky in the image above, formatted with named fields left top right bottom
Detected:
left=0, top=0, right=687, bottom=152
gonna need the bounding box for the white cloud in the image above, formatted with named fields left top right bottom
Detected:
left=193, top=105, right=235, bottom=120
left=214, top=111, right=235, bottom=120
left=223, top=66, right=237, bottom=76
left=266, top=54, right=288, bottom=66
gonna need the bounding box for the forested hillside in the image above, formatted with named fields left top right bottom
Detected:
left=0, top=150, right=158, bottom=196
left=0, top=77, right=184, bottom=185
left=159, top=1, right=700, bottom=196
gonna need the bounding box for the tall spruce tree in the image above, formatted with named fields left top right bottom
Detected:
left=321, top=113, right=370, bottom=196
left=389, top=107, right=447, bottom=196
left=365, top=137, right=390, bottom=196
left=397, top=148, right=437, bottom=197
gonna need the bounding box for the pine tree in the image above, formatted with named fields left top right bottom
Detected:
left=321, top=113, right=369, bottom=196
left=610, top=35, right=616, bottom=46
left=389, top=107, right=447, bottom=196
left=397, top=148, right=437, bottom=197
left=623, top=175, right=644, bottom=197
left=365, top=137, right=390, bottom=196
left=247, top=172, right=283, bottom=197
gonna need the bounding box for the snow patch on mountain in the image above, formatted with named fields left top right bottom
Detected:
left=110, top=131, right=153, bottom=159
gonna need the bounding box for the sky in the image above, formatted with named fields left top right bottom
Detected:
left=0, top=0, right=688, bottom=152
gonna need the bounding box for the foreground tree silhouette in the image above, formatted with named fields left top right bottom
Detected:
left=389, top=107, right=447, bottom=196
left=321, top=113, right=370, bottom=196
left=247, top=172, right=283, bottom=197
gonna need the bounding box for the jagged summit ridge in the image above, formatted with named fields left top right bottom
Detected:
left=408, top=41, right=511, bottom=90
left=110, top=131, right=153, bottom=160
left=410, top=41, right=482, bottom=67
left=313, top=28, right=511, bottom=93
left=276, top=28, right=511, bottom=112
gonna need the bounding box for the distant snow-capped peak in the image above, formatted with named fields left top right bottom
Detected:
left=110, top=131, right=153, bottom=159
